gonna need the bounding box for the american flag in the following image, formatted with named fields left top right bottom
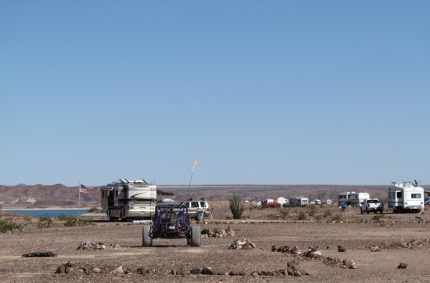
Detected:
left=80, top=184, right=89, bottom=194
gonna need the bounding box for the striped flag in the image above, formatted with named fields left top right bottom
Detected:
left=80, top=184, right=89, bottom=194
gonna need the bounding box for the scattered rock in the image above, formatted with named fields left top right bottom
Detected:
left=201, top=266, right=214, bottom=275
left=304, top=246, right=322, bottom=258
left=370, top=245, right=380, bottom=252
left=111, top=266, right=124, bottom=274
left=397, top=263, right=408, bottom=269
left=77, top=241, right=106, bottom=250
left=136, top=267, right=146, bottom=275
left=229, top=238, right=256, bottom=249
left=55, top=262, right=74, bottom=274
left=22, top=251, right=57, bottom=257
left=287, top=260, right=300, bottom=268
left=338, top=245, right=347, bottom=252
left=201, top=226, right=235, bottom=238
left=190, top=268, right=202, bottom=275
left=273, top=245, right=302, bottom=255
left=343, top=259, right=357, bottom=269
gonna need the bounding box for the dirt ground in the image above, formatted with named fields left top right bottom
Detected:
left=2, top=205, right=430, bottom=282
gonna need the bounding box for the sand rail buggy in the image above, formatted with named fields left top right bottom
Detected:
left=142, top=204, right=201, bottom=247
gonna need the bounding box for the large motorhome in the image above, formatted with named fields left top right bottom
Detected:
left=388, top=181, right=424, bottom=213
left=101, top=179, right=157, bottom=220
left=338, top=192, right=370, bottom=206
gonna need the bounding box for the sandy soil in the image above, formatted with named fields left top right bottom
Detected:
left=1, top=205, right=430, bottom=282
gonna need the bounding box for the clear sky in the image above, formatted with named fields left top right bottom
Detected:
left=1, top=1, right=429, bottom=186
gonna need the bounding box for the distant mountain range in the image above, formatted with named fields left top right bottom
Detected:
left=3, top=183, right=425, bottom=208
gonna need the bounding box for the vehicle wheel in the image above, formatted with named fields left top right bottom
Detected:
left=191, top=226, right=201, bottom=247
left=142, top=226, right=152, bottom=247
left=197, top=212, right=205, bottom=222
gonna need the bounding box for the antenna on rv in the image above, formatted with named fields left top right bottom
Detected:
left=414, top=180, right=418, bottom=187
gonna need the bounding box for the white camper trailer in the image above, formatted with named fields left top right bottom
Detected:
left=101, top=179, right=157, bottom=220
left=338, top=192, right=370, bottom=206
left=289, top=197, right=309, bottom=207
left=388, top=181, right=424, bottom=213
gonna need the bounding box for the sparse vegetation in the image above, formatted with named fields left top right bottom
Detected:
left=37, top=216, right=54, bottom=228
left=57, top=214, right=69, bottom=221
left=372, top=214, right=384, bottom=222
left=266, top=213, right=281, bottom=220
left=297, top=212, right=307, bottom=220
left=229, top=194, right=245, bottom=219
left=307, top=205, right=317, bottom=216
left=279, top=208, right=290, bottom=219
left=414, top=216, right=423, bottom=223
left=0, top=218, right=23, bottom=233
left=58, top=215, right=93, bottom=227
left=323, top=208, right=333, bottom=218
left=331, top=214, right=344, bottom=223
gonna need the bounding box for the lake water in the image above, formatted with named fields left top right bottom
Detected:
left=4, top=209, right=90, bottom=218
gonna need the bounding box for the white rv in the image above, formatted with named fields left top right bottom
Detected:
left=101, top=179, right=157, bottom=220
left=388, top=181, right=424, bottom=213
left=289, top=197, right=309, bottom=207
left=338, top=192, right=370, bottom=206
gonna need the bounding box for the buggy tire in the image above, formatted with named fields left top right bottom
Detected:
left=142, top=226, right=152, bottom=247
left=191, top=226, right=201, bottom=247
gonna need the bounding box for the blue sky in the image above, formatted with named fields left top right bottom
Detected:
left=1, top=1, right=429, bottom=186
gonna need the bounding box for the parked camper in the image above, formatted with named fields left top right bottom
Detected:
left=388, top=181, right=424, bottom=213
left=338, top=192, right=370, bottom=206
left=289, top=197, right=309, bottom=207
left=101, top=179, right=157, bottom=221
left=277, top=197, right=288, bottom=206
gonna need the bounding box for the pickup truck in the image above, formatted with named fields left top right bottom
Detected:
left=360, top=199, right=384, bottom=214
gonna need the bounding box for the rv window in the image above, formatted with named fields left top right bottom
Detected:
left=191, top=202, right=199, bottom=208
left=396, top=192, right=402, bottom=198
left=411, top=193, right=421, bottom=199
left=200, top=201, right=205, bottom=208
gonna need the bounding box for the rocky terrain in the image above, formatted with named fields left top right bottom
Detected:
left=1, top=204, right=430, bottom=282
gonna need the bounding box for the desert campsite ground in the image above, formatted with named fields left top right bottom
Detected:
left=1, top=203, right=430, bottom=282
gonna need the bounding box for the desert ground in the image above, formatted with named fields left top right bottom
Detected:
left=1, top=203, right=430, bottom=282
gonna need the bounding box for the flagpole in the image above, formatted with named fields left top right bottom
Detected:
left=78, top=182, right=81, bottom=219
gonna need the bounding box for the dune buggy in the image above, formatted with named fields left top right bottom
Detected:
left=142, top=204, right=201, bottom=247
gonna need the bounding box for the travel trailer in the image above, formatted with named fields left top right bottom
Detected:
left=388, top=181, right=425, bottom=213
left=338, top=192, right=370, bottom=206
left=101, top=179, right=157, bottom=221
left=289, top=197, right=309, bottom=207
